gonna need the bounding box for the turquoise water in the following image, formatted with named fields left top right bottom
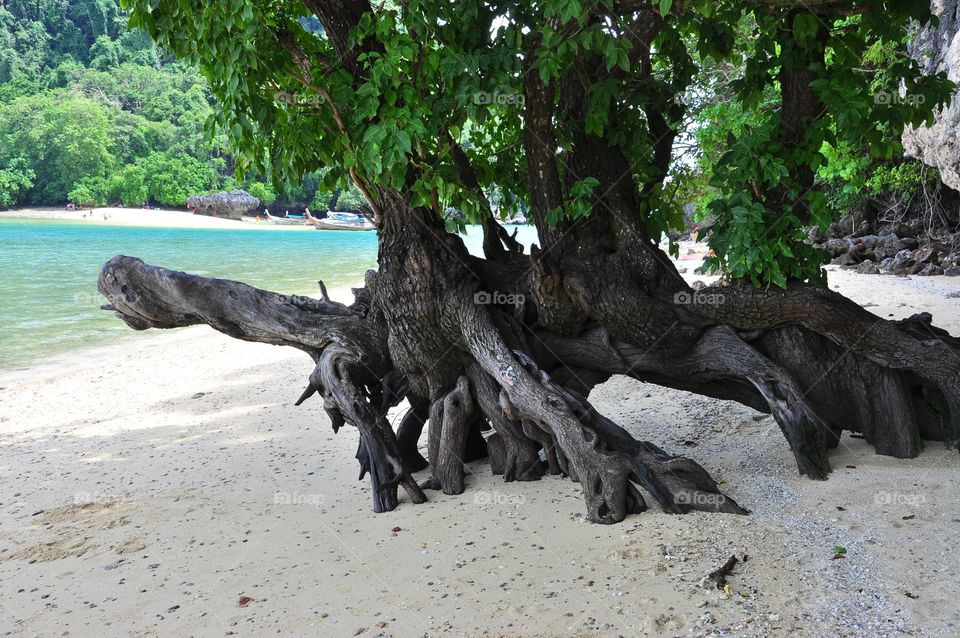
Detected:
left=0, top=219, right=378, bottom=372
left=0, top=219, right=540, bottom=373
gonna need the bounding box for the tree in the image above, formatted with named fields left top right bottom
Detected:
left=112, top=163, right=149, bottom=205
left=101, top=0, right=960, bottom=523
left=0, top=92, right=115, bottom=203
left=246, top=180, right=276, bottom=207
left=0, top=156, right=34, bottom=207
left=68, top=179, right=104, bottom=207
left=137, top=152, right=218, bottom=206
left=0, top=2, right=243, bottom=206
left=89, top=34, right=121, bottom=70
left=331, top=182, right=369, bottom=212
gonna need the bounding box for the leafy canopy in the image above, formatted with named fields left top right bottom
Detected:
left=124, top=0, right=952, bottom=285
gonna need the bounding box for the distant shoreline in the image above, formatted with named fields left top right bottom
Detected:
left=0, top=206, right=315, bottom=231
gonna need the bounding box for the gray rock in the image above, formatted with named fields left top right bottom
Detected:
left=856, top=260, right=880, bottom=275
left=919, top=263, right=944, bottom=276
left=903, top=0, right=960, bottom=191
left=885, top=249, right=918, bottom=275
left=836, top=248, right=867, bottom=266
left=824, top=238, right=850, bottom=257
left=945, top=266, right=960, bottom=275
left=895, top=249, right=915, bottom=262
left=874, top=234, right=908, bottom=260
left=856, top=235, right=881, bottom=251
left=807, top=226, right=828, bottom=244
left=913, top=243, right=946, bottom=267
left=880, top=223, right=918, bottom=239
left=186, top=189, right=261, bottom=221
left=831, top=212, right=872, bottom=238
left=941, top=251, right=960, bottom=269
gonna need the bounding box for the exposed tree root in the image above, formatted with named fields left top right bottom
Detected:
left=459, top=302, right=746, bottom=522
left=99, top=252, right=958, bottom=524
left=427, top=375, right=476, bottom=495
left=302, top=345, right=427, bottom=512
left=99, top=256, right=424, bottom=512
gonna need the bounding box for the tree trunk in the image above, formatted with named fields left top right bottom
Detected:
left=99, top=192, right=960, bottom=523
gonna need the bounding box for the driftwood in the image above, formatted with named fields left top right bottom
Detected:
left=708, top=555, right=740, bottom=590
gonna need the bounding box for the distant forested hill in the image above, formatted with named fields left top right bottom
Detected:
left=0, top=0, right=362, bottom=211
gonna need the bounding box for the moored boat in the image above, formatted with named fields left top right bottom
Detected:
left=265, top=212, right=308, bottom=225
left=306, top=210, right=375, bottom=231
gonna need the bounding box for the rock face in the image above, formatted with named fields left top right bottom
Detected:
left=809, top=208, right=960, bottom=276
left=903, top=0, right=960, bottom=191
left=186, top=190, right=260, bottom=221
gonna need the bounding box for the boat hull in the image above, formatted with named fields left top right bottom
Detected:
left=265, top=213, right=307, bottom=226
left=311, top=217, right=375, bottom=231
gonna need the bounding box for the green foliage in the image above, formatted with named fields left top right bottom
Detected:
left=683, top=4, right=953, bottom=285
left=246, top=181, right=277, bottom=207
left=0, top=0, right=322, bottom=208
left=117, top=0, right=953, bottom=288
left=137, top=152, right=218, bottom=206
left=67, top=181, right=101, bottom=207
left=0, top=92, right=114, bottom=202
left=0, top=156, right=34, bottom=207
left=310, top=188, right=335, bottom=212
left=333, top=183, right=370, bottom=213
left=67, top=152, right=217, bottom=206
left=113, top=164, right=149, bottom=205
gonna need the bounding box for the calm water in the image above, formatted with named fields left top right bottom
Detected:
left=0, top=219, right=380, bottom=372
left=0, top=219, right=538, bottom=373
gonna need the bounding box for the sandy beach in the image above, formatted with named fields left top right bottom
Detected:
left=1, top=265, right=959, bottom=637
left=0, top=207, right=315, bottom=231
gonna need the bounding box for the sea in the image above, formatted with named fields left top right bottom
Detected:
left=0, top=218, right=538, bottom=375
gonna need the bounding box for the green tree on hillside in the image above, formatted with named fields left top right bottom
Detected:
left=0, top=93, right=114, bottom=202
left=0, top=157, right=34, bottom=207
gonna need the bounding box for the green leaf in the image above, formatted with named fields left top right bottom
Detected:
left=793, top=13, right=820, bottom=44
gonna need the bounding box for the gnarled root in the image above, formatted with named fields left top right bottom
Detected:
left=461, top=305, right=745, bottom=523
left=99, top=255, right=426, bottom=513
left=421, top=376, right=477, bottom=495
left=466, top=364, right=545, bottom=481
left=100, top=254, right=957, bottom=524
left=300, top=345, right=427, bottom=512
left=395, top=397, right=430, bottom=473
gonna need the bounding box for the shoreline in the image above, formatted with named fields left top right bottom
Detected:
left=0, top=284, right=358, bottom=389
left=0, top=206, right=316, bottom=231
left=2, top=244, right=959, bottom=389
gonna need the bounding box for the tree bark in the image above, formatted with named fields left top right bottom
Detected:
left=100, top=196, right=960, bottom=523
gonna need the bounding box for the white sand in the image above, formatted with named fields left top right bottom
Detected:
left=1, top=266, right=959, bottom=637
left=0, top=207, right=314, bottom=231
